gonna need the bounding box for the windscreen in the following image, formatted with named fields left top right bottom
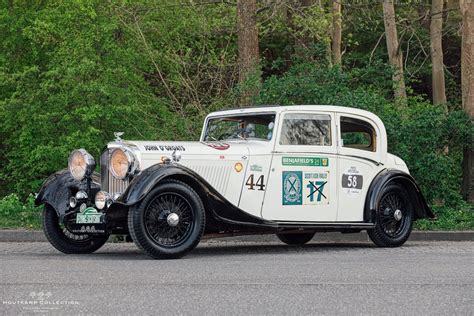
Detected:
left=204, top=113, right=276, bottom=141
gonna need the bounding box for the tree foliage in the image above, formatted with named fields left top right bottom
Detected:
left=0, top=0, right=472, bottom=215
left=0, top=0, right=236, bottom=196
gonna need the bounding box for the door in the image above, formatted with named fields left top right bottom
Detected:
left=261, top=111, right=338, bottom=222
left=336, top=114, right=383, bottom=221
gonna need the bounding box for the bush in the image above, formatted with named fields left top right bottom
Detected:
left=416, top=203, right=474, bottom=231
left=0, top=194, right=42, bottom=229
left=389, top=101, right=471, bottom=206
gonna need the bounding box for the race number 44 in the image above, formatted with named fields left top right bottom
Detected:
left=246, top=174, right=265, bottom=191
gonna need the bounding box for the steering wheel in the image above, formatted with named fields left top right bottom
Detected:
left=230, top=127, right=246, bottom=139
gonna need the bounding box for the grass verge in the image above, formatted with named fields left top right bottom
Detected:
left=0, top=194, right=42, bottom=230
left=415, top=203, right=474, bottom=231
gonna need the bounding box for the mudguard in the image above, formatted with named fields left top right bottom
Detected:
left=364, top=169, right=435, bottom=222
left=35, top=169, right=100, bottom=217
left=116, top=163, right=270, bottom=227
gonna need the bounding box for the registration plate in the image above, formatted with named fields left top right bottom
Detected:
left=76, top=207, right=104, bottom=224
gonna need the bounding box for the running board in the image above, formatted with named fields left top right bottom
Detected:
left=274, top=221, right=375, bottom=229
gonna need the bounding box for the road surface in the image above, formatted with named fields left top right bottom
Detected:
left=0, top=236, right=473, bottom=315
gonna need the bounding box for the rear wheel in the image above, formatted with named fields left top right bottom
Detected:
left=276, top=232, right=315, bottom=245
left=128, top=179, right=205, bottom=259
left=367, top=184, right=413, bottom=247
left=43, top=205, right=109, bottom=254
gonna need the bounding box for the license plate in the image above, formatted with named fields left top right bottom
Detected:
left=76, top=207, right=103, bottom=224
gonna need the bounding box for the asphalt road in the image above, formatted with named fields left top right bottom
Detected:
left=0, top=236, right=473, bottom=315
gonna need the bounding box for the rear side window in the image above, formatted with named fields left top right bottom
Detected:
left=280, top=113, right=332, bottom=146
left=340, top=117, right=376, bottom=152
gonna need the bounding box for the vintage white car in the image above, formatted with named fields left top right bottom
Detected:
left=36, top=105, right=433, bottom=259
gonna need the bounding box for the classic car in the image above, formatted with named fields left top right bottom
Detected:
left=36, top=105, right=434, bottom=259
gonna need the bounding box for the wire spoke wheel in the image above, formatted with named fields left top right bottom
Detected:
left=128, top=180, right=206, bottom=259
left=378, top=193, right=406, bottom=238
left=368, top=184, right=413, bottom=247
left=143, top=192, right=195, bottom=248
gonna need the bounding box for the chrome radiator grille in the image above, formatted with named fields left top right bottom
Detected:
left=100, top=150, right=129, bottom=195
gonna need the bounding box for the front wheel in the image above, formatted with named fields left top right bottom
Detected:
left=43, top=205, right=109, bottom=254
left=367, top=184, right=413, bottom=247
left=276, top=232, right=315, bottom=245
left=128, top=179, right=205, bottom=259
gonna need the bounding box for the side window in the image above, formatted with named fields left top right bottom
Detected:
left=280, top=113, right=332, bottom=146
left=340, top=117, right=376, bottom=152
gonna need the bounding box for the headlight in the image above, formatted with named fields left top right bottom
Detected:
left=110, top=148, right=137, bottom=179
left=68, top=149, right=95, bottom=181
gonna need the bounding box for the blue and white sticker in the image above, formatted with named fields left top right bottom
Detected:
left=304, top=172, right=329, bottom=205
left=282, top=171, right=303, bottom=205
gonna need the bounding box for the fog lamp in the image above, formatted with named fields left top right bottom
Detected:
left=95, top=191, right=110, bottom=210
left=69, top=196, right=77, bottom=208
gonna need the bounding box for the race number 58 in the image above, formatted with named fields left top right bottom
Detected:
left=341, top=174, right=363, bottom=190
left=347, top=175, right=357, bottom=188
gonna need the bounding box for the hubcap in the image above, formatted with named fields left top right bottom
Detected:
left=143, top=192, right=194, bottom=247
left=167, top=213, right=180, bottom=227
left=393, top=209, right=403, bottom=221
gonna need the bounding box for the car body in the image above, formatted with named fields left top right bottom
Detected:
left=36, top=105, right=434, bottom=258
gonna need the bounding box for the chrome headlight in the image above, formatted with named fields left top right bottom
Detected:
left=68, top=149, right=95, bottom=181
left=110, top=147, right=138, bottom=179
left=95, top=191, right=110, bottom=210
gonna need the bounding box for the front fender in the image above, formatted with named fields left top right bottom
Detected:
left=117, top=164, right=189, bottom=206
left=35, top=169, right=100, bottom=217
left=116, top=163, right=270, bottom=227
left=364, top=169, right=434, bottom=222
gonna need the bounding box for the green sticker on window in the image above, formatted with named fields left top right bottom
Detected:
left=282, top=157, right=329, bottom=167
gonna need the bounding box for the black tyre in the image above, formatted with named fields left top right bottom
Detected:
left=128, top=179, right=205, bottom=259
left=367, top=184, right=414, bottom=247
left=43, top=205, right=109, bottom=254
left=276, top=232, right=315, bottom=245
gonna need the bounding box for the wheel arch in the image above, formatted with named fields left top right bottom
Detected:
left=364, top=169, right=434, bottom=222
left=118, top=163, right=269, bottom=228
left=119, top=164, right=209, bottom=207
left=35, top=169, right=100, bottom=217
